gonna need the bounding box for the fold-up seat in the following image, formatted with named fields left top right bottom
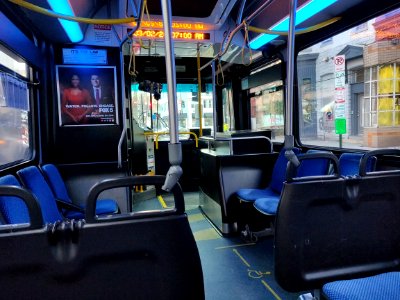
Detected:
left=41, top=164, right=119, bottom=219
left=16, top=166, right=64, bottom=223
left=253, top=150, right=332, bottom=216
left=236, top=147, right=301, bottom=204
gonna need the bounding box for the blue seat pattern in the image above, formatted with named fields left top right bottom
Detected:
left=339, top=152, right=376, bottom=176
left=17, top=166, right=64, bottom=223
left=41, top=164, right=118, bottom=219
left=235, top=187, right=279, bottom=203
left=297, top=150, right=330, bottom=177
left=253, top=150, right=331, bottom=215
left=0, top=175, right=30, bottom=224
left=236, top=148, right=301, bottom=203
left=322, top=272, right=400, bottom=300
left=252, top=197, right=280, bottom=216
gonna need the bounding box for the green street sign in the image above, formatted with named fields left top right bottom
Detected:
left=335, top=118, right=347, bottom=134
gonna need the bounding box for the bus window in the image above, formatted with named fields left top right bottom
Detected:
left=222, top=84, right=235, bottom=132
left=298, top=7, right=400, bottom=149
left=0, top=47, right=32, bottom=168
left=249, top=80, right=284, bottom=141
left=131, top=83, right=214, bottom=135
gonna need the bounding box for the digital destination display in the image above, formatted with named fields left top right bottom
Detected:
left=130, top=21, right=208, bottom=31
left=132, top=29, right=210, bottom=41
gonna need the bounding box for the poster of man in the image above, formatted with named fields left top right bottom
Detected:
left=56, top=65, right=118, bottom=126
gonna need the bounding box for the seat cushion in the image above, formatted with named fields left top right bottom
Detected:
left=64, top=199, right=119, bottom=219
left=253, top=195, right=280, bottom=215
left=237, top=188, right=278, bottom=202
left=322, top=272, right=400, bottom=300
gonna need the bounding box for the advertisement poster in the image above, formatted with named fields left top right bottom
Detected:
left=56, top=65, right=118, bottom=126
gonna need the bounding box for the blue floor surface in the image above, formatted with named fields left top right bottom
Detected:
left=187, top=207, right=304, bottom=300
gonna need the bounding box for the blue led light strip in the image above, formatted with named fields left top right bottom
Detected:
left=47, top=0, right=83, bottom=43
left=249, top=0, right=338, bottom=50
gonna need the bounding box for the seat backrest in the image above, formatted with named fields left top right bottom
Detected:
left=41, top=164, right=72, bottom=203
left=0, top=175, right=204, bottom=299
left=339, top=152, right=376, bottom=176
left=297, top=149, right=331, bottom=177
left=270, top=147, right=300, bottom=193
left=17, top=166, right=63, bottom=223
left=275, top=153, right=400, bottom=292
left=0, top=175, right=30, bottom=224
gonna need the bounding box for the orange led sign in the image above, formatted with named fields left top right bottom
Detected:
left=132, top=29, right=210, bottom=41
left=130, top=21, right=208, bottom=31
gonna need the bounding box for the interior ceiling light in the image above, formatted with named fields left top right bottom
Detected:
left=47, top=0, right=83, bottom=43
left=249, top=0, right=338, bottom=50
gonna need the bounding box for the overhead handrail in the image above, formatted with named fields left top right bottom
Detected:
left=199, top=0, right=275, bottom=71
left=248, top=17, right=341, bottom=35
left=7, top=0, right=137, bottom=24
left=146, top=132, right=199, bottom=150
left=125, top=0, right=146, bottom=74
left=199, top=14, right=341, bottom=71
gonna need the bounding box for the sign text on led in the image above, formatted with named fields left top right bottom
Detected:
left=132, top=29, right=210, bottom=41
left=130, top=21, right=207, bottom=30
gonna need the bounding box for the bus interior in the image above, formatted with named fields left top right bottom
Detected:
left=1, top=0, right=400, bottom=299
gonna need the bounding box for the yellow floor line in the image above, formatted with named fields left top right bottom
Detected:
left=232, top=248, right=251, bottom=268
left=215, top=243, right=256, bottom=250
left=261, top=280, right=282, bottom=300
left=157, top=195, right=168, bottom=208
left=188, top=213, right=205, bottom=223
left=193, top=228, right=221, bottom=241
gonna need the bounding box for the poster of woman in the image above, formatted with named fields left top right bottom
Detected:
left=56, top=65, right=118, bottom=126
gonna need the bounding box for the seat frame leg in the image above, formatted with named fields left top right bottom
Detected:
left=240, top=222, right=274, bottom=243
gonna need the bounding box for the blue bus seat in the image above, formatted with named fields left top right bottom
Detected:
left=339, top=152, right=376, bottom=176
left=322, top=272, right=400, bottom=300
left=41, top=164, right=119, bottom=219
left=236, top=147, right=301, bottom=203
left=0, top=175, right=204, bottom=299
left=17, top=166, right=66, bottom=223
left=253, top=150, right=332, bottom=216
left=0, top=175, right=30, bottom=224
left=274, top=149, right=400, bottom=295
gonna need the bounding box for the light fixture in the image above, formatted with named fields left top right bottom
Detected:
left=47, top=0, right=83, bottom=43
left=249, top=0, right=338, bottom=50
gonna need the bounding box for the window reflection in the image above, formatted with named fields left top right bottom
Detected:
left=298, top=7, right=400, bottom=148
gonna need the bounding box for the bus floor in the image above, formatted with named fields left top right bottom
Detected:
left=132, top=191, right=307, bottom=300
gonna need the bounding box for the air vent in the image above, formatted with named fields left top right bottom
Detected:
left=176, top=65, right=186, bottom=72
left=144, top=66, right=158, bottom=73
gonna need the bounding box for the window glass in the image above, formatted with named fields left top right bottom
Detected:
left=0, top=50, right=27, bottom=78
left=0, top=72, right=31, bottom=167
left=249, top=80, right=284, bottom=141
left=222, top=83, right=235, bottom=132
left=298, top=7, right=400, bottom=149
left=131, top=83, right=214, bottom=136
